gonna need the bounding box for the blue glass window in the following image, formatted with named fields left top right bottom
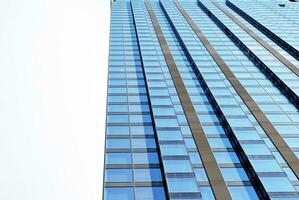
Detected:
left=132, top=153, right=159, bottom=164
left=155, top=118, right=178, bottom=128
left=214, top=152, right=240, bottom=164
left=134, top=169, right=162, bottom=182
left=130, top=115, right=152, bottom=123
left=208, top=138, right=232, bottom=149
left=106, top=153, right=131, bottom=164
left=107, top=126, right=130, bottom=135
left=104, top=187, right=134, bottom=200
left=194, top=168, right=208, bottom=182
left=106, top=139, right=130, bottom=149
left=221, top=168, right=249, bottom=181
left=131, top=138, right=156, bottom=148
left=189, top=152, right=202, bottom=164
left=242, top=144, right=271, bottom=155
left=157, top=131, right=182, bottom=141
left=107, top=115, right=129, bottom=123
left=261, top=177, right=295, bottom=192
left=105, top=169, right=133, bottom=182
left=251, top=159, right=282, bottom=172
left=167, top=178, right=198, bottom=193
left=229, top=186, right=259, bottom=200
left=135, top=187, right=166, bottom=200
left=200, top=187, right=215, bottom=200
left=160, top=145, right=187, bottom=156
left=131, top=126, right=154, bottom=135
left=164, top=160, right=193, bottom=173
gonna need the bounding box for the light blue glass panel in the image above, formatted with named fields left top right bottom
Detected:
left=261, top=177, right=296, bottom=192
left=104, top=187, right=134, bottom=200
left=164, top=160, right=193, bottom=173
left=135, top=187, right=166, bottom=200
left=160, top=145, right=188, bottom=156
left=131, top=138, right=156, bottom=148
left=105, top=169, right=133, bottom=182
left=200, top=187, right=215, bottom=200
left=106, top=153, right=131, bottom=164
left=107, top=126, right=130, bottom=135
left=221, top=168, right=249, bottom=181
left=214, top=152, right=240, bottom=164
left=132, top=153, right=159, bottom=164
left=133, top=169, right=162, bottom=182
left=167, top=178, right=198, bottom=193
left=157, top=131, right=182, bottom=141
left=229, top=186, right=259, bottom=200
left=194, top=168, right=208, bottom=182
left=155, top=118, right=178, bottom=128
left=106, top=139, right=130, bottom=149
left=251, top=159, right=282, bottom=172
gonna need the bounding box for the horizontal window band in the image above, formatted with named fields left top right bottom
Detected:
left=106, top=122, right=153, bottom=126
left=170, top=192, right=202, bottom=199
left=107, top=112, right=151, bottom=115
left=166, top=172, right=195, bottom=178
left=256, top=172, right=288, bottom=177
left=159, top=140, right=185, bottom=145
left=105, top=164, right=161, bottom=169
left=104, top=182, right=164, bottom=187
left=162, top=155, right=190, bottom=160
left=199, top=181, right=253, bottom=186
left=268, top=192, right=299, bottom=198
left=106, top=135, right=155, bottom=139
left=106, top=148, right=157, bottom=153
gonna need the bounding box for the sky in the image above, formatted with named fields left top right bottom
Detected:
left=0, top=0, right=109, bottom=199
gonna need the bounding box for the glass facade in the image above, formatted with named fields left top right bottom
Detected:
left=104, top=0, right=299, bottom=199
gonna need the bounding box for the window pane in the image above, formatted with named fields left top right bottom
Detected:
left=134, top=169, right=162, bottom=182
left=251, top=159, right=282, bottom=172
left=131, top=138, right=156, bottom=148
left=104, top=187, right=134, bottom=200
left=261, top=177, right=295, bottom=192
left=168, top=178, right=198, bottom=193
left=160, top=145, right=187, bottom=156
left=106, top=139, right=130, bottom=148
left=200, top=187, right=215, bottom=200
left=106, top=153, right=131, bottom=164
left=164, top=160, right=193, bottom=173
left=105, top=169, right=133, bottom=182
left=135, top=187, right=166, bottom=200
left=221, top=168, right=249, bottom=181
left=132, top=153, right=159, bottom=164
left=229, top=186, right=259, bottom=200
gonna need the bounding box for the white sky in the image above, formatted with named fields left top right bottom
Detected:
left=0, top=0, right=109, bottom=199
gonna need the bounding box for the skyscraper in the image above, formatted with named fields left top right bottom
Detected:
left=104, top=0, right=299, bottom=199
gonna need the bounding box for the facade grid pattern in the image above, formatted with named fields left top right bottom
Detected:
left=104, top=0, right=299, bottom=199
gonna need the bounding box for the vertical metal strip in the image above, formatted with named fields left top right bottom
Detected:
left=174, top=0, right=299, bottom=180
left=212, top=1, right=299, bottom=78
left=145, top=1, right=232, bottom=200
